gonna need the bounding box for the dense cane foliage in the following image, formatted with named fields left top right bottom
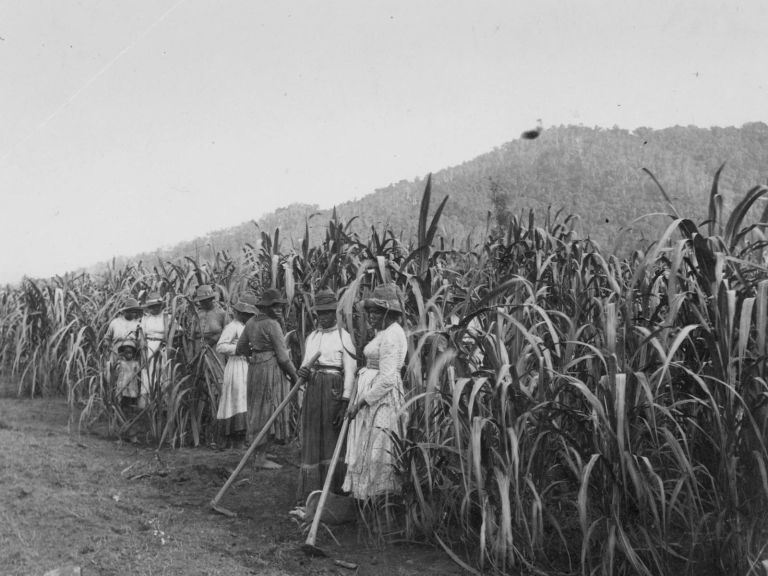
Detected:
left=3, top=172, right=768, bottom=574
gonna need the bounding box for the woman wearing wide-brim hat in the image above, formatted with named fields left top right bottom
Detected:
left=215, top=293, right=259, bottom=450
left=294, top=289, right=356, bottom=502
left=191, top=284, right=227, bottom=349
left=139, top=291, right=171, bottom=398
left=235, top=288, right=299, bottom=468
left=343, top=283, right=408, bottom=500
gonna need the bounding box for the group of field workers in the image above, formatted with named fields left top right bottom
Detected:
left=105, top=283, right=408, bottom=504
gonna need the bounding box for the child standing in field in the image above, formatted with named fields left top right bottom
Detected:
left=113, top=340, right=144, bottom=442
left=215, top=293, right=258, bottom=450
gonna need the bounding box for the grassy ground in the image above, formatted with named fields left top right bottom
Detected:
left=0, top=379, right=467, bottom=576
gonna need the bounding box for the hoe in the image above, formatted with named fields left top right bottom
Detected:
left=210, top=352, right=320, bottom=517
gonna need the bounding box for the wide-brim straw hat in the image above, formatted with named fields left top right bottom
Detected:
left=256, top=288, right=287, bottom=308
left=117, top=339, right=138, bottom=351
left=363, top=283, right=404, bottom=313
left=193, top=285, right=216, bottom=302
left=143, top=291, right=164, bottom=308
left=119, top=297, right=142, bottom=313
left=313, top=289, right=338, bottom=312
left=233, top=292, right=259, bottom=315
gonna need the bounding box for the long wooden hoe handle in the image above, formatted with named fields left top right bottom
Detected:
left=303, top=384, right=357, bottom=550
left=210, top=352, right=321, bottom=514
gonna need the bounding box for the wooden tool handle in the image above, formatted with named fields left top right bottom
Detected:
left=304, top=384, right=357, bottom=546
left=211, top=352, right=321, bottom=508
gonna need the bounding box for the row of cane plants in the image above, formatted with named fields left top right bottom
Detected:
left=2, top=173, right=768, bottom=573
left=0, top=252, right=243, bottom=445
left=0, top=179, right=443, bottom=445
left=393, top=175, right=768, bottom=574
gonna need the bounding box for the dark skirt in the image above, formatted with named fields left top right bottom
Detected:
left=296, top=370, right=346, bottom=502
left=218, top=412, right=248, bottom=437
left=246, top=353, right=292, bottom=446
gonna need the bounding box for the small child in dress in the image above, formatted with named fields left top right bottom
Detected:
left=114, top=340, right=143, bottom=442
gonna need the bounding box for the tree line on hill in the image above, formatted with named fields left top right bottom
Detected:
left=94, top=122, right=768, bottom=271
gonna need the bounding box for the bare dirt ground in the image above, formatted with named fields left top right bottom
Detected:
left=0, top=378, right=468, bottom=576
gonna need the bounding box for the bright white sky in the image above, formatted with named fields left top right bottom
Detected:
left=0, top=0, right=766, bottom=284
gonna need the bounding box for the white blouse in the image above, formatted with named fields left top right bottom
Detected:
left=140, top=312, right=167, bottom=341
left=105, top=317, right=141, bottom=352
left=360, top=322, right=407, bottom=405
left=216, top=320, right=245, bottom=356
left=301, top=326, right=356, bottom=398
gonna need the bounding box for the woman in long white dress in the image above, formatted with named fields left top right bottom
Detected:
left=215, top=294, right=258, bottom=449
left=343, top=283, right=408, bottom=500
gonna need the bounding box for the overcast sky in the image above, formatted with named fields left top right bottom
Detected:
left=0, top=0, right=766, bottom=284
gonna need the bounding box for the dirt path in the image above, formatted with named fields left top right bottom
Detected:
left=0, top=389, right=467, bottom=576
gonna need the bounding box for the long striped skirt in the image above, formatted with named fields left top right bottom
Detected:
left=247, top=352, right=292, bottom=446
left=297, top=369, right=346, bottom=502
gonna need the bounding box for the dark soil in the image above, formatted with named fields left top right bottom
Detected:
left=0, top=380, right=468, bottom=576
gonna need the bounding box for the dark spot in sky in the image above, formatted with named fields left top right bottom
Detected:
left=643, top=140, right=648, bottom=145
left=522, top=120, right=543, bottom=140
left=605, top=218, right=609, bottom=223
left=521, top=127, right=542, bottom=140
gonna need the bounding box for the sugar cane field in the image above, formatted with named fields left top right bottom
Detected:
left=4, top=176, right=768, bottom=576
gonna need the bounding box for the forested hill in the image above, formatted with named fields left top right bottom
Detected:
left=108, top=122, right=768, bottom=268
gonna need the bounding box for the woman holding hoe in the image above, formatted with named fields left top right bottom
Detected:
left=343, top=283, right=408, bottom=500
left=235, top=288, right=298, bottom=469
left=295, top=289, right=356, bottom=502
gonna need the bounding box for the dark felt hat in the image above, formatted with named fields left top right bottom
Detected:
left=119, top=297, right=142, bottom=313
left=256, top=288, right=286, bottom=308
left=312, top=289, right=338, bottom=312
left=117, top=339, right=138, bottom=351
left=233, top=292, right=259, bottom=315
left=143, top=291, right=164, bottom=308
left=193, top=285, right=216, bottom=302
